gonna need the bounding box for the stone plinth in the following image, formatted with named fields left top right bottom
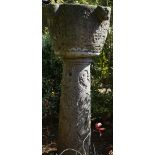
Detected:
left=43, top=3, right=111, bottom=155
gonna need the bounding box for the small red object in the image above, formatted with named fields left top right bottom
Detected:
left=95, top=122, right=106, bottom=136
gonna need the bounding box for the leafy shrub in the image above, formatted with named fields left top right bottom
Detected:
left=42, top=30, right=62, bottom=120
left=91, top=28, right=113, bottom=120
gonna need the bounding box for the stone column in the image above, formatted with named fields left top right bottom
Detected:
left=43, top=3, right=111, bottom=155
left=58, top=58, right=92, bottom=155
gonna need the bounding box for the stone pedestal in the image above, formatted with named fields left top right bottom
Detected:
left=43, top=3, right=111, bottom=155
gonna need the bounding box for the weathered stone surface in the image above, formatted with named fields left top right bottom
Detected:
left=43, top=3, right=111, bottom=155
left=58, top=58, right=91, bottom=155
left=46, top=4, right=111, bottom=58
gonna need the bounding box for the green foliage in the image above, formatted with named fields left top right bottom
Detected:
left=92, top=91, right=113, bottom=119
left=91, top=28, right=113, bottom=89
left=42, top=29, right=63, bottom=119
left=91, top=28, right=113, bottom=120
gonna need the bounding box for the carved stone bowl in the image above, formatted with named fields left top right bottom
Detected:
left=43, top=4, right=111, bottom=58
